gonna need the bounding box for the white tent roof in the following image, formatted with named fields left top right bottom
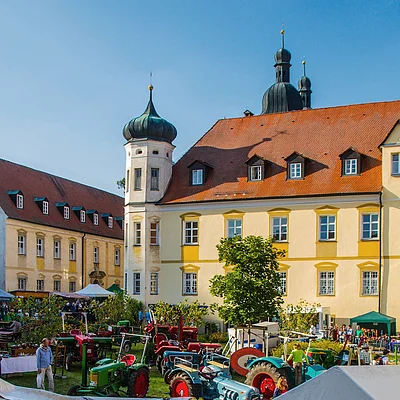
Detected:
left=74, top=284, right=115, bottom=298
left=281, top=366, right=400, bottom=400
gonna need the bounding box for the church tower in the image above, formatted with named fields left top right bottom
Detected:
left=122, top=85, right=177, bottom=303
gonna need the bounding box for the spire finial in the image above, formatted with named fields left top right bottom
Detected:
left=148, top=71, right=154, bottom=100
left=302, top=59, right=306, bottom=76
left=280, top=23, right=285, bottom=48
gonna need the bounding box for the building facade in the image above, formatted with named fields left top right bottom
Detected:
left=0, top=159, right=124, bottom=296
left=123, top=35, right=400, bottom=326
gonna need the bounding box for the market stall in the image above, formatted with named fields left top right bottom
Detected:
left=0, top=355, right=36, bottom=375
left=350, top=311, right=396, bottom=337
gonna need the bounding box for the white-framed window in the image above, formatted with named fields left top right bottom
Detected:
left=134, top=168, right=142, bottom=190
left=184, top=221, right=198, bottom=245
left=18, top=277, right=27, bottom=290
left=272, top=217, right=288, bottom=242
left=108, top=216, right=113, bottom=228
left=54, top=240, right=61, bottom=259
left=69, top=242, right=76, bottom=261
left=93, top=213, right=99, bottom=226
left=362, top=213, right=379, bottom=240
left=227, top=219, right=242, bottom=238
left=69, top=281, right=76, bottom=292
left=250, top=165, right=262, bottom=181
left=183, top=272, right=197, bottom=295
left=150, top=222, right=159, bottom=245
left=344, top=159, right=357, bottom=175
left=319, top=271, right=335, bottom=295
left=392, top=153, right=400, bottom=175
left=289, top=163, right=302, bottom=179
left=43, top=201, right=49, bottom=215
left=114, top=248, right=120, bottom=266
left=18, top=235, right=26, bottom=255
left=133, top=272, right=141, bottom=295
left=151, top=168, right=160, bottom=190
left=36, top=237, right=44, bottom=257
left=192, top=169, right=203, bottom=185
left=319, top=215, right=336, bottom=241
left=80, top=210, right=86, bottom=223
left=277, top=272, right=287, bottom=295
left=150, top=272, right=159, bottom=295
left=37, top=279, right=44, bottom=291
left=93, top=247, right=99, bottom=264
left=54, top=280, right=61, bottom=292
left=134, top=222, right=141, bottom=246
left=64, top=206, right=70, bottom=219
left=362, top=271, right=378, bottom=295
left=16, top=194, right=24, bottom=209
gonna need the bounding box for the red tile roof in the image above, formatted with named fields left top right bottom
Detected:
left=0, top=159, right=124, bottom=239
left=161, top=101, right=400, bottom=205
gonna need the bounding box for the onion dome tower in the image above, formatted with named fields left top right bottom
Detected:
left=261, top=30, right=303, bottom=114
left=123, top=85, right=177, bottom=144
left=298, top=60, right=312, bottom=109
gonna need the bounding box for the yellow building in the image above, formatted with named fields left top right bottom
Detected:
left=0, top=159, right=124, bottom=296
left=122, top=39, right=400, bottom=326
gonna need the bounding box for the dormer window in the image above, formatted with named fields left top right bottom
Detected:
left=43, top=201, right=49, bottom=215
left=56, top=202, right=70, bottom=219
left=16, top=194, right=24, bottom=209
left=115, top=216, right=123, bottom=229
left=340, top=147, right=361, bottom=176
left=72, top=206, right=85, bottom=222
left=246, top=155, right=266, bottom=182
left=86, top=210, right=99, bottom=225
left=108, top=216, right=113, bottom=228
left=64, top=206, right=70, bottom=219
left=188, top=161, right=213, bottom=186
left=93, top=213, right=99, bottom=225
left=192, top=169, right=203, bottom=185
left=285, top=152, right=306, bottom=180
left=101, top=213, right=113, bottom=227
left=8, top=190, right=24, bottom=209
left=34, top=197, right=49, bottom=214
left=80, top=210, right=86, bottom=223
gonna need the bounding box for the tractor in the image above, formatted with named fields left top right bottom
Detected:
left=67, top=333, right=151, bottom=397
left=168, top=353, right=262, bottom=400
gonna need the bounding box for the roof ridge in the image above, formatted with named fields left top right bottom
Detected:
left=0, top=158, right=123, bottom=200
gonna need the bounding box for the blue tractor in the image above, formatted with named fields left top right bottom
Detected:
left=168, top=354, right=262, bottom=400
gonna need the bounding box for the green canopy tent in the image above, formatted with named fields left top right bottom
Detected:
left=350, top=311, right=396, bottom=337
left=106, top=283, right=124, bottom=294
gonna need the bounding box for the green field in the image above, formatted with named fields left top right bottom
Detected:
left=4, top=344, right=169, bottom=397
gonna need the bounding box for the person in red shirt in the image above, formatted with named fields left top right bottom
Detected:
left=273, top=376, right=288, bottom=398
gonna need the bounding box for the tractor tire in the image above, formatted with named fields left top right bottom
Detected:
left=164, top=369, right=174, bottom=384
left=127, top=367, right=150, bottom=398
left=245, top=362, right=281, bottom=400
left=156, top=354, right=164, bottom=373
left=65, top=354, right=73, bottom=371
left=67, top=385, right=80, bottom=396
left=123, top=340, right=132, bottom=353
left=170, top=373, right=201, bottom=399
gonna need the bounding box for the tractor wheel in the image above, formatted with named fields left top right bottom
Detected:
left=156, top=354, right=164, bottom=373
left=170, top=373, right=201, bottom=398
left=123, top=340, right=132, bottom=353
left=65, top=354, right=73, bottom=371
left=127, top=367, right=150, bottom=398
left=67, top=385, right=80, bottom=396
left=245, top=362, right=281, bottom=400
left=164, top=369, right=174, bottom=384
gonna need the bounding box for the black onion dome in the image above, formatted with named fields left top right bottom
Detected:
left=298, top=75, right=311, bottom=90
left=262, top=82, right=303, bottom=114
left=274, top=47, right=291, bottom=64
left=123, top=87, right=177, bottom=143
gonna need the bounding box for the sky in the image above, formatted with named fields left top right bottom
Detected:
left=0, top=0, right=399, bottom=195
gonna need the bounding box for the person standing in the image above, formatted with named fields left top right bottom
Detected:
left=287, top=343, right=308, bottom=386
left=36, top=338, right=54, bottom=392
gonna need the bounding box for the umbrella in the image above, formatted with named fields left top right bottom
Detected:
left=74, top=284, right=115, bottom=298
left=0, top=289, right=14, bottom=302
left=106, top=284, right=123, bottom=294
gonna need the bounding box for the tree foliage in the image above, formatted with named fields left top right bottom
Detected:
left=152, top=299, right=208, bottom=326
left=92, top=292, right=143, bottom=325
left=209, top=235, right=284, bottom=326
left=117, top=177, right=126, bottom=191
left=279, top=299, right=320, bottom=333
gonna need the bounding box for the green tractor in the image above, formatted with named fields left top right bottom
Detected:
left=67, top=333, right=151, bottom=397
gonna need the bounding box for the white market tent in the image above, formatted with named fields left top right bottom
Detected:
left=280, top=365, right=400, bottom=400
left=74, top=284, right=115, bottom=298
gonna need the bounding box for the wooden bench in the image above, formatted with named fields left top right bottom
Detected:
left=175, top=363, right=197, bottom=373
left=207, top=360, right=227, bottom=369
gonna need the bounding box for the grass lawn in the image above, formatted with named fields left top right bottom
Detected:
left=4, top=344, right=169, bottom=397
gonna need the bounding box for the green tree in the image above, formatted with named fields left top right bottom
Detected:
left=117, top=177, right=125, bottom=190
left=279, top=299, right=320, bottom=333
left=209, top=235, right=284, bottom=326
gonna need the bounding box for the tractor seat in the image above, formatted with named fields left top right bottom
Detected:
left=70, top=329, right=82, bottom=336
left=199, top=366, right=218, bottom=380
left=121, top=354, right=136, bottom=366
